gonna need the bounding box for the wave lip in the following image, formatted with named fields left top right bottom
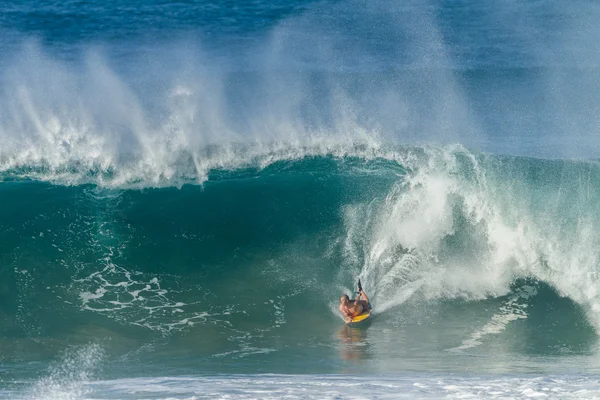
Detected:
left=0, top=139, right=421, bottom=187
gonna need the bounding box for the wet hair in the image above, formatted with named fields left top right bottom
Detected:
left=341, top=294, right=350, bottom=301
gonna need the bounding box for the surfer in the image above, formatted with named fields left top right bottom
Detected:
left=339, top=280, right=370, bottom=323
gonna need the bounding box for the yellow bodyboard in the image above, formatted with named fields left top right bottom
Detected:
left=348, top=310, right=372, bottom=325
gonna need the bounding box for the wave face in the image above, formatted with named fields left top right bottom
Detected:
left=1, top=146, right=599, bottom=376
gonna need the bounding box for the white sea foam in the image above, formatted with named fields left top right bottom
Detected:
left=13, top=374, right=600, bottom=400
left=74, top=262, right=211, bottom=334
left=74, top=258, right=296, bottom=339
left=338, top=146, right=600, bottom=336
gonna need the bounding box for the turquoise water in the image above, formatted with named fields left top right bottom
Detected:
left=2, top=0, right=600, bottom=398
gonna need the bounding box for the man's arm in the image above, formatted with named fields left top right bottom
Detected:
left=339, top=305, right=352, bottom=319
left=343, top=306, right=355, bottom=322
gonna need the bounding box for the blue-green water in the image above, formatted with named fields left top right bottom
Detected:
left=2, top=1, right=600, bottom=398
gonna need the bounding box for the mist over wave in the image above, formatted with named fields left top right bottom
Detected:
left=0, top=0, right=471, bottom=187
left=0, top=37, right=472, bottom=188
left=2, top=0, right=600, bottom=189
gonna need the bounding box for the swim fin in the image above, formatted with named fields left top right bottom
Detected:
left=357, top=279, right=362, bottom=292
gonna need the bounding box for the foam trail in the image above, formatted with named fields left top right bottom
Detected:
left=449, top=285, right=537, bottom=352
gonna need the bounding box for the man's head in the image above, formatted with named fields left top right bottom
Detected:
left=340, top=294, right=350, bottom=305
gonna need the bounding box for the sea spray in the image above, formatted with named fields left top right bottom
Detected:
left=26, top=344, right=104, bottom=400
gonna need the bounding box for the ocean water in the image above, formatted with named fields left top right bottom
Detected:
left=2, top=0, right=600, bottom=399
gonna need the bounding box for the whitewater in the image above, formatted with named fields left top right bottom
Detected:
left=2, top=0, right=600, bottom=399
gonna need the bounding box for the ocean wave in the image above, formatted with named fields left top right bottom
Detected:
left=1, top=145, right=599, bottom=356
